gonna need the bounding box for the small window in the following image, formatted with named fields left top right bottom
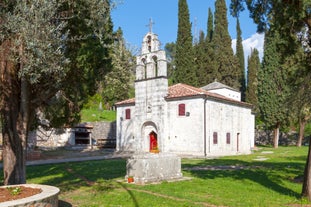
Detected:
left=125, top=108, right=131, bottom=119
left=213, top=132, right=218, bottom=144
left=226, top=133, right=231, bottom=144
left=178, top=104, right=185, bottom=116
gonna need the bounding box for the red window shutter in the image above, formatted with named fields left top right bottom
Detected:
left=178, top=104, right=185, bottom=116
left=125, top=109, right=131, bottom=119
left=226, top=133, right=231, bottom=144
left=213, top=132, right=218, bottom=144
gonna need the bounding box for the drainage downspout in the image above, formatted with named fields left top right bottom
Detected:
left=204, top=97, right=207, bottom=157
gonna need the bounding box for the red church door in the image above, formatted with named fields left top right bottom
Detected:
left=149, top=131, right=158, bottom=152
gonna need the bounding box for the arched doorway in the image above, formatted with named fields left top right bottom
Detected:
left=149, top=131, right=158, bottom=152
left=141, top=121, right=158, bottom=152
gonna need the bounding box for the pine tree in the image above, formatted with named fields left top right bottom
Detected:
left=174, top=0, right=197, bottom=86
left=212, top=0, right=240, bottom=89
left=236, top=18, right=246, bottom=100
left=258, top=28, right=290, bottom=148
left=245, top=48, right=260, bottom=113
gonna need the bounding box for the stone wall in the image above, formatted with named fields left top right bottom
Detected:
left=255, top=129, right=304, bottom=146
left=27, top=121, right=116, bottom=149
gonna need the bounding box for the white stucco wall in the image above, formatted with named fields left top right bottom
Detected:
left=165, top=98, right=205, bottom=156
left=116, top=105, right=137, bottom=152
left=205, top=99, right=254, bottom=156
left=209, top=88, right=241, bottom=101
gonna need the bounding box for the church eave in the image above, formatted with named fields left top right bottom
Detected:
left=135, top=76, right=168, bottom=83
left=114, top=98, right=135, bottom=107
left=206, top=95, right=253, bottom=108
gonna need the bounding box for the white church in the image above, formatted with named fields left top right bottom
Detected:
left=115, top=31, right=255, bottom=157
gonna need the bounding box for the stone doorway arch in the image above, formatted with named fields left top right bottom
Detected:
left=141, top=121, right=158, bottom=152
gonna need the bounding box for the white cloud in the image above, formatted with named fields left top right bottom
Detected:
left=242, top=33, right=264, bottom=61
left=232, top=33, right=265, bottom=70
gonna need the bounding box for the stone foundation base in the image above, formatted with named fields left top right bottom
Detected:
left=0, top=184, right=59, bottom=207
left=126, top=152, right=183, bottom=184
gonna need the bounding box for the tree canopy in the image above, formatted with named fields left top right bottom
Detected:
left=0, top=0, right=114, bottom=185
left=174, top=0, right=197, bottom=86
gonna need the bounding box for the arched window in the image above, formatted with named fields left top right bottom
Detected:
left=142, top=58, right=147, bottom=79
left=147, top=35, right=152, bottom=52
left=125, top=108, right=131, bottom=120
left=178, top=103, right=185, bottom=116
left=226, top=132, right=231, bottom=144
left=152, top=56, right=158, bottom=77
left=213, top=132, right=218, bottom=144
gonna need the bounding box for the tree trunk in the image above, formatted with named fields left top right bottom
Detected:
left=297, top=120, right=306, bottom=147
left=0, top=40, right=29, bottom=185
left=302, top=142, right=311, bottom=200
left=273, top=123, right=280, bottom=148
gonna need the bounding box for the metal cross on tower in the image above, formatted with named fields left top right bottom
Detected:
left=146, top=18, right=155, bottom=33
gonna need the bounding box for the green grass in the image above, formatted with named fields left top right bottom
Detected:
left=1, top=146, right=311, bottom=206
left=80, top=108, right=116, bottom=122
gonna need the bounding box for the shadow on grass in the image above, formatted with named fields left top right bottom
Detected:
left=58, top=200, right=72, bottom=207
left=26, top=159, right=127, bottom=192
left=182, top=155, right=306, bottom=199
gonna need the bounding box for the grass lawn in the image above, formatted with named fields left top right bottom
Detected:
left=1, top=146, right=310, bottom=206
left=80, top=108, right=116, bottom=122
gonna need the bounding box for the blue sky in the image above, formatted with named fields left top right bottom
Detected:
left=111, top=0, right=264, bottom=60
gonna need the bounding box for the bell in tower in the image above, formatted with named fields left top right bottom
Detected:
left=136, top=19, right=167, bottom=80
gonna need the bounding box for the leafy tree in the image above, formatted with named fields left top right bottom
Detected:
left=245, top=48, right=260, bottom=114
left=174, top=0, right=197, bottom=86
left=236, top=18, right=246, bottom=100
left=230, top=0, right=311, bottom=199
left=49, top=0, right=113, bottom=126
left=285, top=44, right=311, bottom=147
left=258, top=28, right=290, bottom=148
left=102, top=28, right=135, bottom=108
left=230, top=0, right=311, bottom=39
left=0, top=0, right=113, bottom=185
left=164, top=42, right=176, bottom=85
left=212, top=0, right=240, bottom=89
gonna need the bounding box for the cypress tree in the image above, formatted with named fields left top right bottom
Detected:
left=258, top=28, right=290, bottom=148
left=194, top=30, right=208, bottom=86
left=212, top=0, right=240, bottom=89
left=203, top=7, right=216, bottom=85
left=174, top=0, right=197, bottom=86
left=245, top=48, right=260, bottom=113
left=206, top=8, right=214, bottom=43
left=236, top=18, right=246, bottom=100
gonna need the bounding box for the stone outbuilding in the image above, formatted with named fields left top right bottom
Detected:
left=115, top=31, right=255, bottom=157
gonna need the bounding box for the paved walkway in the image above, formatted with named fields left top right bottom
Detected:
left=0, top=151, right=132, bottom=169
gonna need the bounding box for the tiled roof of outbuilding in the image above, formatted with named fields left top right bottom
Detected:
left=201, top=80, right=239, bottom=92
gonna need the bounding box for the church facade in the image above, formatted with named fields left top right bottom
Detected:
left=115, top=31, right=255, bottom=157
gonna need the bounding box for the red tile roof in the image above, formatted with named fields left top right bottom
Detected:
left=114, top=98, right=135, bottom=106
left=115, top=83, right=252, bottom=108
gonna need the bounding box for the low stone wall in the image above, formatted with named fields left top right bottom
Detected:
left=255, top=129, right=303, bottom=146
left=27, top=121, right=116, bottom=148
left=0, top=184, right=59, bottom=207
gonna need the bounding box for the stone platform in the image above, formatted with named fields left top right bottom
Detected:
left=126, top=152, right=182, bottom=184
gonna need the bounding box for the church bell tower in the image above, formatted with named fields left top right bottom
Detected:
left=134, top=20, right=168, bottom=152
